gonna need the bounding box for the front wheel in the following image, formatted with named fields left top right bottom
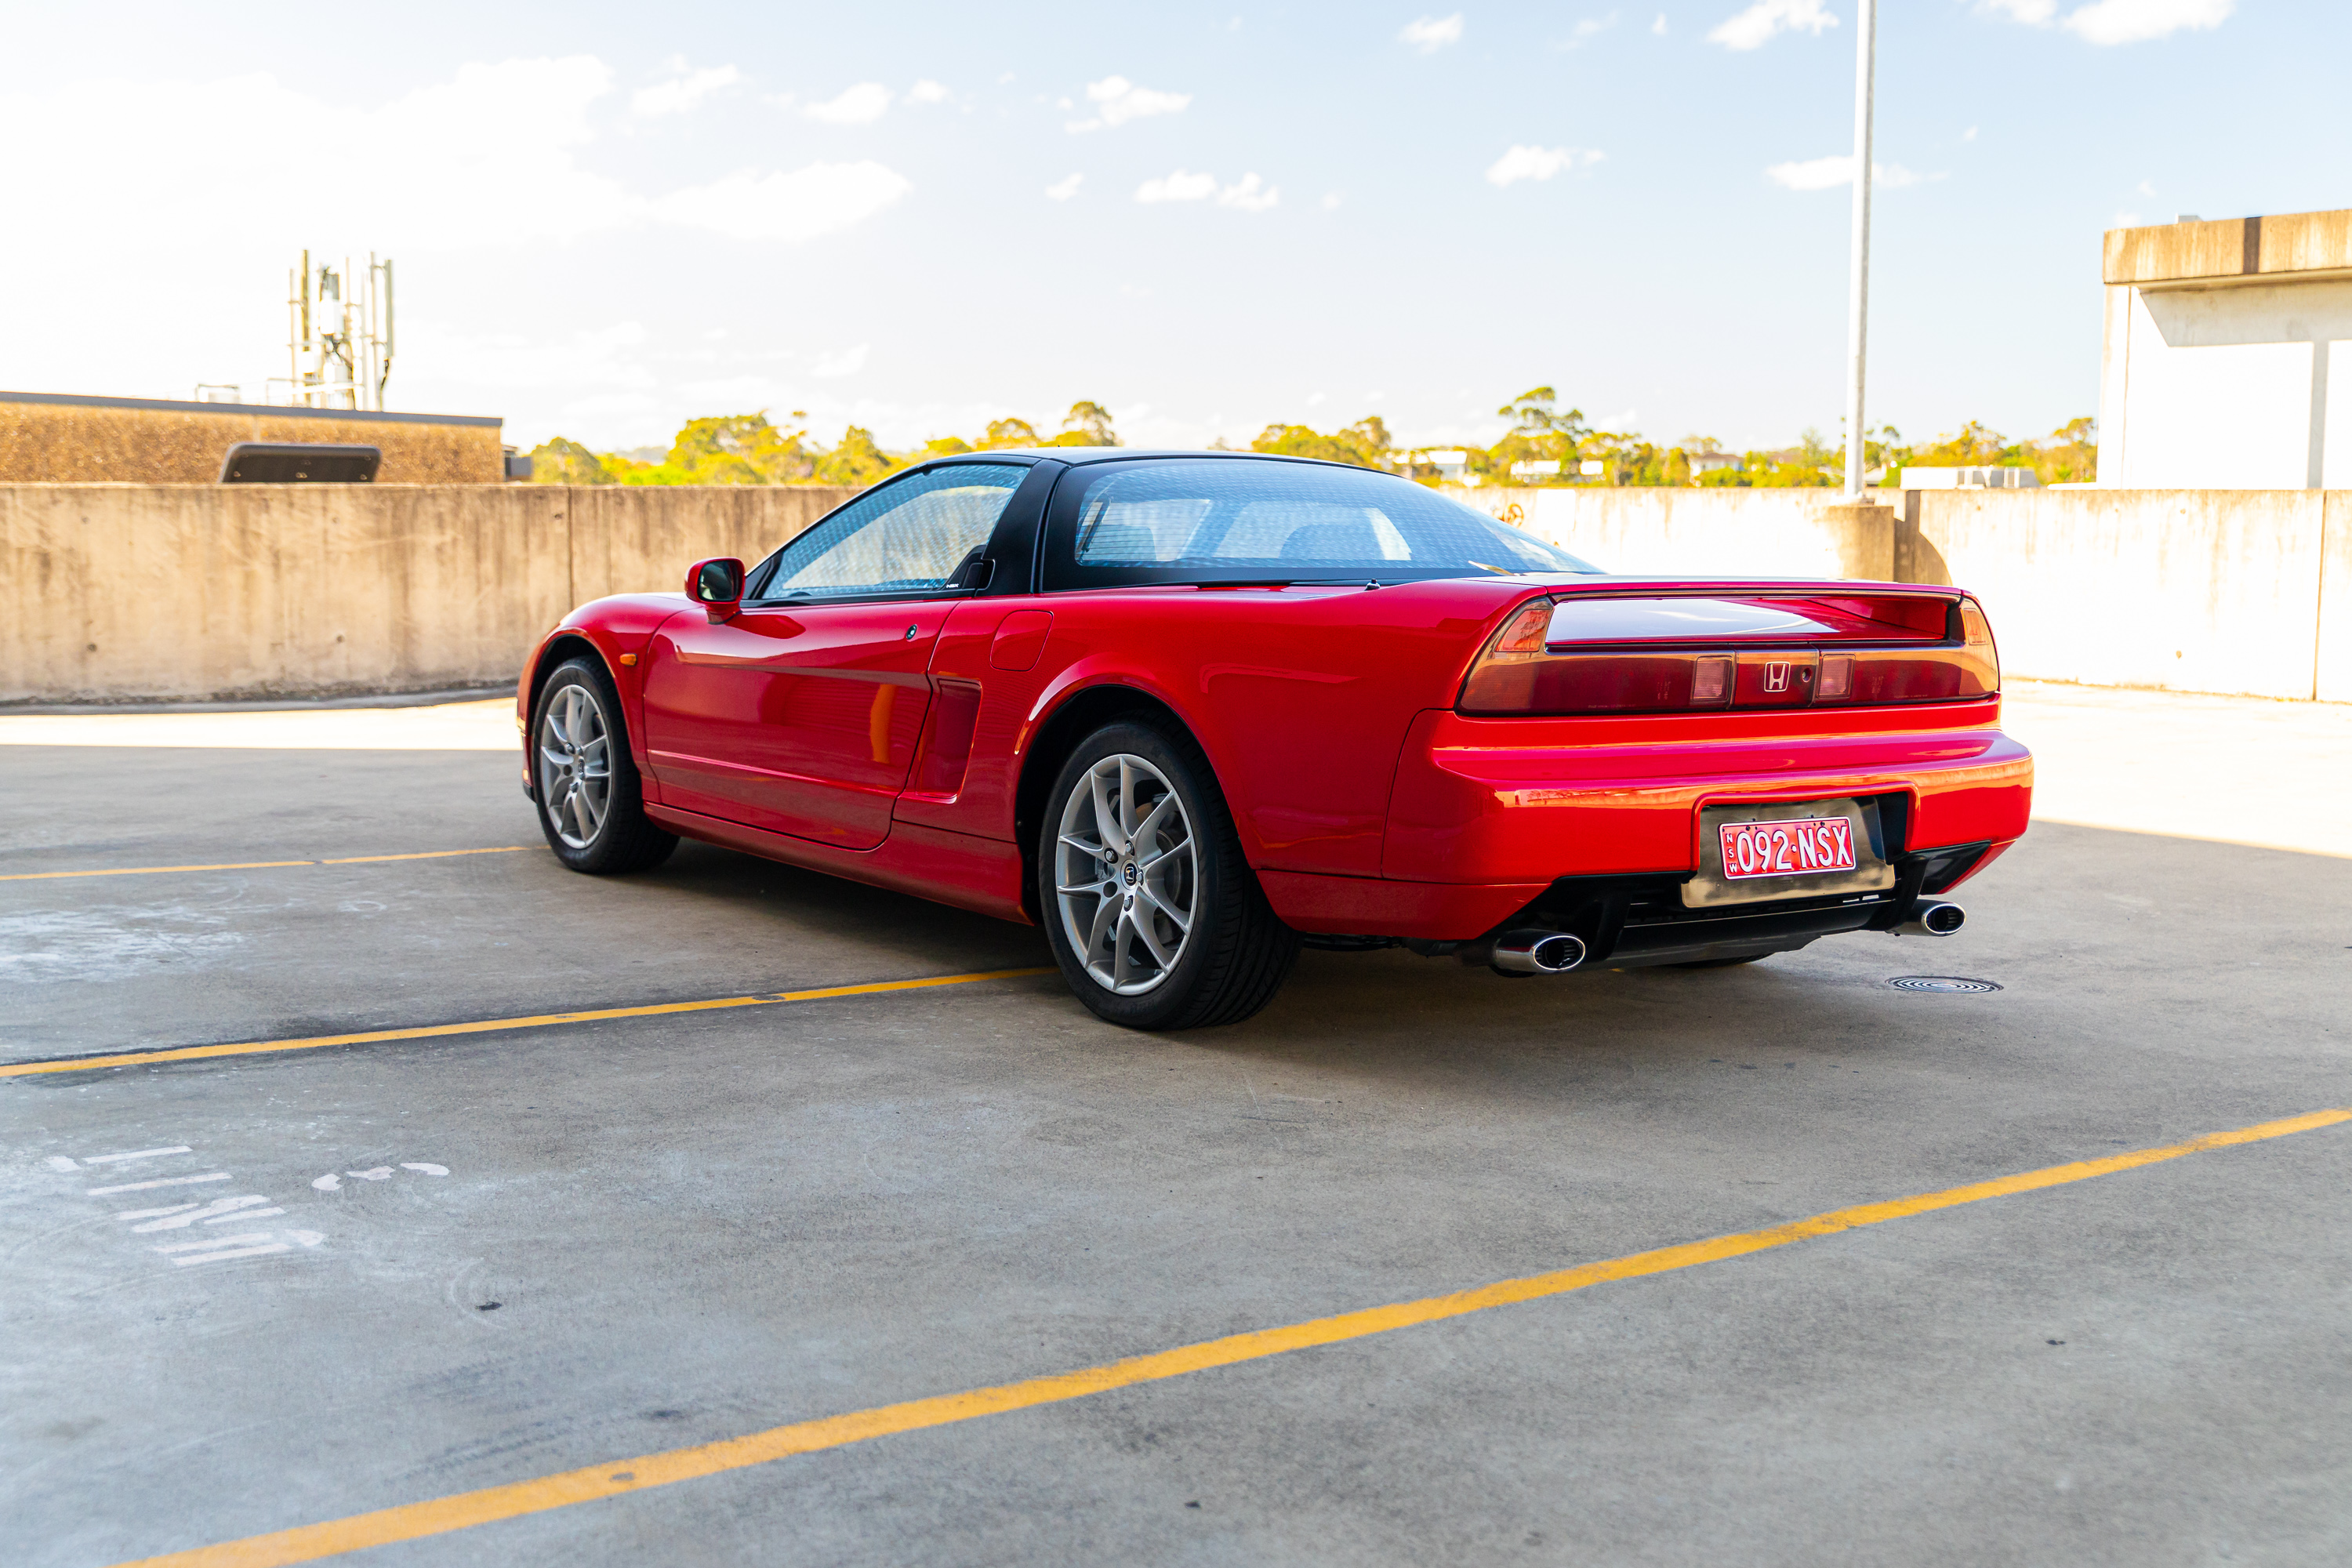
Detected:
left=1039, top=720, right=1298, bottom=1030
left=532, top=657, right=677, bottom=875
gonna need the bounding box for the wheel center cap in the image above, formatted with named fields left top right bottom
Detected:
left=1123, top=862, right=1138, bottom=886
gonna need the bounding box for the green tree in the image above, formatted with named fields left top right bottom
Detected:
left=1485, top=386, right=1591, bottom=482
left=524, top=436, right=614, bottom=485
left=652, top=412, right=816, bottom=485
left=1909, top=421, right=2009, bottom=469
left=2026, top=416, right=2096, bottom=484
left=815, top=426, right=895, bottom=486
left=1044, top=400, right=1121, bottom=447
left=978, top=417, right=1043, bottom=449
left=1250, top=416, right=1391, bottom=469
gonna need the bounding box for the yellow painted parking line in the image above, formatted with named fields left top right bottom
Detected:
left=0, top=969, right=1057, bottom=1079
left=0, top=846, right=535, bottom=883
left=107, top=1105, right=2351, bottom=1568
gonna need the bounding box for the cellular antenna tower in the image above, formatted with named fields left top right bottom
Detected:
left=287, top=251, right=394, bottom=410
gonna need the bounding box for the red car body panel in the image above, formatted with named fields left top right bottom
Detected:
left=518, top=472, right=2032, bottom=949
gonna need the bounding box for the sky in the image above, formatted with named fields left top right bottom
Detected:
left=0, top=1, right=2335, bottom=456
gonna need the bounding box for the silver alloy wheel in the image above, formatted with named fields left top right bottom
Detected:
left=1054, top=753, right=1199, bottom=996
left=538, top=682, right=612, bottom=850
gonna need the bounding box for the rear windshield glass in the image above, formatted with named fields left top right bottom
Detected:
left=1062, top=459, right=1597, bottom=582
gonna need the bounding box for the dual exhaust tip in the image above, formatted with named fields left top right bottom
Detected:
left=1479, top=901, right=1965, bottom=977
left=1898, top=902, right=1966, bottom=937
left=1489, top=930, right=1589, bottom=975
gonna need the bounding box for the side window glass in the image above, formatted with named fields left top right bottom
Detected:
left=757, top=463, right=1028, bottom=601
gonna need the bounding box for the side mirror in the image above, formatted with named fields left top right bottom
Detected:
left=687, top=557, right=744, bottom=620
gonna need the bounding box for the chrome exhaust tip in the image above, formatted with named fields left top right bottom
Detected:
left=1490, top=930, right=1588, bottom=975
left=1896, top=902, right=1965, bottom=936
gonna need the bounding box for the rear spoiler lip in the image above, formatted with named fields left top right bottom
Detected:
left=1537, top=576, right=1970, bottom=600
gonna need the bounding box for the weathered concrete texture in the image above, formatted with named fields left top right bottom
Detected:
left=1907, top=487, right=2331, bottom=701
left=0, top=396, right=505, bottom=483
left=2321, top=492, right=2352, bottom=702
left=0, top=484, right=855, bottom=705
left=1461, top=483, right=2350, bottom=702
left=2102, top=208, right=2352, bottom=286
left=1459, top=485, right=1889, bottom=583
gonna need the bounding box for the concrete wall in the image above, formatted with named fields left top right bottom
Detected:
left=2097, top=278, right=2352, bottom=490
left=1454, top=483, right=2349, bottom=702
left=1905, top=488, right=2334, bottom=702
left=6, top=481, right=2346, bottom=705
left=1454, top=486, right=1895, bottom=581
left=0, top=484, right=855, bottom=704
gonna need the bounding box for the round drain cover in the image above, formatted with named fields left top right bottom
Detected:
left=1889, top=975, right=2003, bottom=993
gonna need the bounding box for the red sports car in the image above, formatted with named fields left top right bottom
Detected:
left=517, top=452, right=2031, bottom=1028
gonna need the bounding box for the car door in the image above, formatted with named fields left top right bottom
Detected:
left=639, top=461, right=1037, bottom=850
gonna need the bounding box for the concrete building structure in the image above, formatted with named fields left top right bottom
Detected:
left=2097, top=208, right=2352, bottom=488
left=0, top=392, right=505, bottom=484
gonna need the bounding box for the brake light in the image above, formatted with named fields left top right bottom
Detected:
left=1457, top=595, right=2002, bottom=716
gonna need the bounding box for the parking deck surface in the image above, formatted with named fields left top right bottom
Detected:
left=4, top=691, right=2350, bottom=1566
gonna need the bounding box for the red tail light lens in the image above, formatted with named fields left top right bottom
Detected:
left=1458, top=595, right=2002, bottom=716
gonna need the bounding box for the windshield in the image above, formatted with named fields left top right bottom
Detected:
left=1055, top=459, right=1598, bottom=584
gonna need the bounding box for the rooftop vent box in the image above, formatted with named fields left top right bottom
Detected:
left=219, top=442, right=382, bottom=483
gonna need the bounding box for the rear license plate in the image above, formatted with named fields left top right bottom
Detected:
left=1682, top=797, right=1896, bottom=909
left=1718, top=816, right=1857, bottom=880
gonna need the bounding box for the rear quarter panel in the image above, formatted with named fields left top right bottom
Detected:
left=913, top=579, right=1522, bottom=876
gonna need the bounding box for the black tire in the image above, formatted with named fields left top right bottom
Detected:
left=1038, top=719, right=1299, bottom=1030
left=530, top=657, right=678, bottom=875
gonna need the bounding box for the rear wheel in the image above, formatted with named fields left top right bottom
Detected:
left=1039, top=720, right=1298, bottom=1029
left=532, top=657, right=677, bottom=874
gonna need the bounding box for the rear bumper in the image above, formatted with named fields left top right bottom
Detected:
left=1257, top=699, right=2031, bottom=941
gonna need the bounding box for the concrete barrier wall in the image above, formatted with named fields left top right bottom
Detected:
left=1454, top=486, right=1895, bottom=581
left=5, top=481, right=2347, bottom=704
left=1906, top=488, right=2331, bottom=702
left=0, top=484, right=855, bottom=704
left=1450, top=483, right=2348, bottom=702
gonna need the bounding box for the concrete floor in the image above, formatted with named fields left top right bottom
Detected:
left=3, top=696, right=2350, bottom=1566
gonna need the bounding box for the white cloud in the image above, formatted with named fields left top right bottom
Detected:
left=1135, top=169, right=1219, bottom=202
left=1708, top=0, right=1838, bottom=50
left=804, top=82, right=892, bottom=125
left=1306, top=391, right=1328, bottom=406
left=1065, top=75, right=1190, bottom=132
left=2066, top=0, right=2233, bottom=42
left=1399, top=14, right=1465, bottom=51
left=1217, top=172, right=1280, bottom=212
left=906, top=79, right=950, bottom=103
left=1653, top=12, right=1670, bottom=31
left=631, top=64, right=740, bottom=119
left=1764, top=154, right=1926, bottom=190
left=1962, top=125, right=1979, bottom=141
left=1322, top=191, right=1344, bottom=210
left=1486, top=144, right=1605, bottom=186
left=1134, top=170, right=1280, bottom=209
left=808, top=343, right=869, bottom=377
left=1045, top=172, right=1084, bottom=201
left=1568, top=13, right=1621, bottom=45
left=1980, top=0, right=2233, bottom=42
left=652, top=162, right=912, bottom=241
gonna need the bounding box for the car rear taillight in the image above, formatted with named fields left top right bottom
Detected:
left=1457, top=594, right=2001, bottom=716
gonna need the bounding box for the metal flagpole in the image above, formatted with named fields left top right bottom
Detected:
left=1842, top=0, right=1877, bottom=499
